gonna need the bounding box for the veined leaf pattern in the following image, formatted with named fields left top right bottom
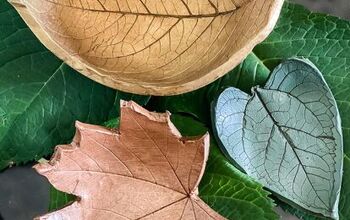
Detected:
left=213, top=59, right=343, bottom=219
left=35, top=101, right=224, bottom=219
left=10, top=0, right=283, bottom=95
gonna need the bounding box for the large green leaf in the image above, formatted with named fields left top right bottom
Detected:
left=200, top=146, right=278, bottom=220
left=339, top=156, right=350, bottom=219
left=48, top=185, right=75, bottom=211
left=213, top=59, right=343, bottom=219
left=171, top=114, right=278, bottom=220
left=0, top=1, right=117, bottom=169
left=108, top=92, right=150, bottom=119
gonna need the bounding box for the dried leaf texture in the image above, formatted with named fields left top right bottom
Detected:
left=34, top=101, right=224, bottom=220
left=10, top=0, right=283, bottom=95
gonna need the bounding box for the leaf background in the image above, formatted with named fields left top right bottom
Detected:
left=1, top=1, right=349, bottom=220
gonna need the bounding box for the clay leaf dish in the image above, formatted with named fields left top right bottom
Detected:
left=213, top=59, right=343, bottom=219
left=10, top=0, right=283, bottom=95
left=34, top=101, right=225, bottom=219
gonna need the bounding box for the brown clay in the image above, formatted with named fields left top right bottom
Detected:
left=10, top=0, right=284, bottom=95
left=34, top=101, right=225, bottom=219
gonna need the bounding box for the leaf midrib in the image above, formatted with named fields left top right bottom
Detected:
left=33, top=0, right=241, bottom=19
left=0, top=62, right=65, bottom=148
left=253, top=89, right=332, bottom=212
left=52, top=169, right=187, bottom=196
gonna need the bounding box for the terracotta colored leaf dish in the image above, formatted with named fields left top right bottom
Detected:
left=10, top=0, right=283, bottom=95
left=34, top=101, right=225, bottom=219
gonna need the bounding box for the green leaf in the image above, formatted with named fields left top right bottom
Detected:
left=48, top=186, right=76, bottom=211
left=108, top=92, right=150, bottom=119
left=147, top=53, right=269, bottom=126
left=213, top=59, right=343, bottom=219
left=171, top=114, right=278, bottom=220
left=200, top=146, right=278, bottom=220
left=279, top=203, right=325, bottom=220
left=339, top=156, right=350, bottom=219
left=0, top=1, right=117, bottom=169
left=103, top=118, right=120, bottom=129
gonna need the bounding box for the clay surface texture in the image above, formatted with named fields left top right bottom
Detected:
left=35, top=101, right=224, bottom=220
left=11, top=0, right=283, bottom=95
left=213, top=59, right=343, bottom=219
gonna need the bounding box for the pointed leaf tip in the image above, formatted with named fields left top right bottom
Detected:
left=33, top=161, right=52, bottom=174
left=7, top=0, right=24, bottom=6
left=74, top=121, right=114, bottom=135
left=121, top=100, right=181, bottom=138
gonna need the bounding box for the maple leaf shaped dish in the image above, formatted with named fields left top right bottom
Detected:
left=34, top=101, right=224, bottom=220
left=10, top=0, right=283, bottom=95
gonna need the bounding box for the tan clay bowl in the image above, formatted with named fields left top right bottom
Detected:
left=10, top=0, right=284, bottom=95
